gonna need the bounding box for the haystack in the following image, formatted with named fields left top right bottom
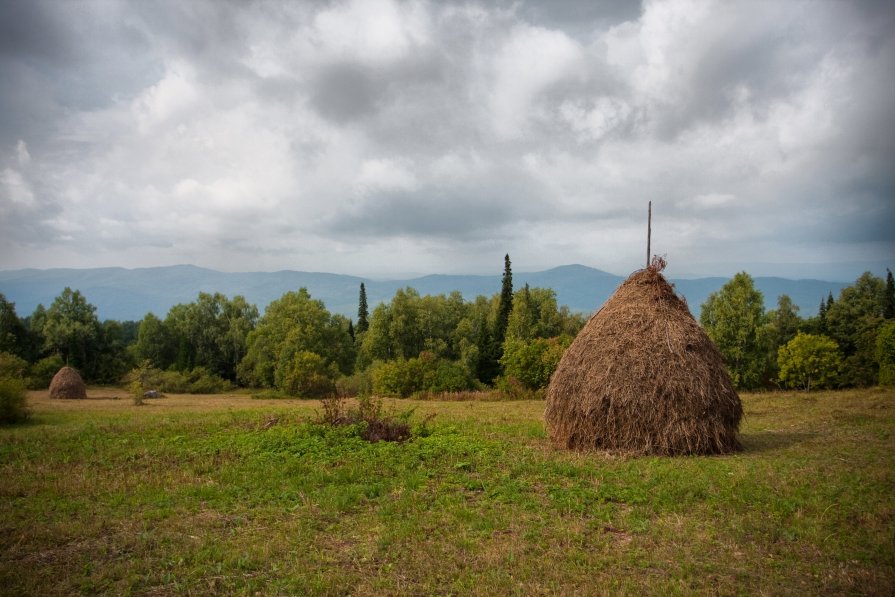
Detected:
left=49, top=366, right=87, bottom=399
left=545, top=262, right=742, bottom=455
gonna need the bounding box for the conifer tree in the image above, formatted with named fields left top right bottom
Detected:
left=357, top=283, right=369, bottom=334
left=495, top=253, right=513, bottom=345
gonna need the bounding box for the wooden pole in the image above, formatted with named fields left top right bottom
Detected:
left=646, top=201, right=652, bottom=268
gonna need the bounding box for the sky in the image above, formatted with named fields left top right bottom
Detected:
left=0, top=0, right=893, bottom=281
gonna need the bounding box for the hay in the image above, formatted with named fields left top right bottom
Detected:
left=545, top=263, right=742, bottom=455
left=49, top=366, right=87, bottom=400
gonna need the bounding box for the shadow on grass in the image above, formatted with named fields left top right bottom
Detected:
left=740, top=430, right=816, bottom=453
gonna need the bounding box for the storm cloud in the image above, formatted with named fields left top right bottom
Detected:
left=1, top=0, right=892, bottom=279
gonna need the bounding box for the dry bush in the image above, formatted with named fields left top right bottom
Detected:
left=317, top=395, right=414, bottom=442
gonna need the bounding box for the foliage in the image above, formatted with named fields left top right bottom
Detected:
left=41, top=287, right=101, bottom=375
left=238, top=288, right=353, bottom=391
left=777, top=333, right=842, bottom=391
left=762, top=294, right=802, bottom=382
left=335, top=370, right=373, bottom=398
left=132, top=313, right=176, bottom=369
left=371, top=358, right=426, bottom=398
left=700, top=272, right=768, bottom=389
left=28, top=354, right=65, bottom=389
left=356, top=283, right=369, bottom=334
left=495, top=253, right=514, bottom=345
left=876, top=320, right=895, bottom=386
left=0, top=293, right=29, bottom=359
left=500, top=336, right=571, bottom=391
left=371, top=353, right=475, bottom=397
left=316, top=394, right=420, bottom=443
left=0, top=351, right=29, bottom=381
left=162, top=293, right=259, bottom=380
left=0, top=375, right=29, bottom=424
left=825, top=272, right=886, bottom=386
left=124, top=364, right=233, bottom=394
left=277, top=350, right=337, bottom=398
left=360, top=288, right=479, bottom=363
left=885, top=269, right=895, bottom=319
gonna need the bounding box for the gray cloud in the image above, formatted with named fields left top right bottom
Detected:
left=0, top=0, right=892, bottom=280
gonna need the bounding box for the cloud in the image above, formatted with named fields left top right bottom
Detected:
left=0, top=0, right=891, bottom=279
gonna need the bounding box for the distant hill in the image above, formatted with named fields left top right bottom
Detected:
left=0, top=264, right=848, bottom=323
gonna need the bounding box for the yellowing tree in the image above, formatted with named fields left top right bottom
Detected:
left=777, top=332, right=842, bottom=391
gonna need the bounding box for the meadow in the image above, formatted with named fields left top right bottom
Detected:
left=1, top=388, right=893, bottom=595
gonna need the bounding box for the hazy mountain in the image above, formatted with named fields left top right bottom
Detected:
left=0, top=264, right=848, bottom=322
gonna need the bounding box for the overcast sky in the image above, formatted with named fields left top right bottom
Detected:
left=1, top=0, right=893, bottom=281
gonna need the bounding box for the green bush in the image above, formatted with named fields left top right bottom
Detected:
left=123, top=365, right=233, bottom=394
left=28, top=355, right=64, bottom=389
left=370, top=354, right=475, bottom=397
left=500, top=336, right=571, bottom=390
left=0, top=376, right=30, bottom=424
left=877, top=321, right=895, bottom=386
left=277, top=351, right=337, bottom=398
left=778, top=333, right=842, bottom=391
left=0, top=352, right=29, bottom=381
left=335, top=370, right=373, bottom=397
left=371, top=358, right=424, bottom=398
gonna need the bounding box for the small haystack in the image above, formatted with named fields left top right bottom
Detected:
left=545, top=260, right=742, bottom=455
left=49, top=366, right=87, bottom=400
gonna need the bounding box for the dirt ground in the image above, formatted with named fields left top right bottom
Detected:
left=27, top=388, right=321, bottom=415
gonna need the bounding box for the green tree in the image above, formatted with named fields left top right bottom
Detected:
left=778, top=332, right=842, bottom=391
left=876, top=320, right=895, bottom=386
left=0, top=294, right=29, bottom=359
left=163, top=293, right=258, bottom=380
left=357, top=283, right=370, bottom=334
left=764, top=294, right=802, bottom=380
left=500, top=336, right=571, bottom=391
left=700, top=273, right=768, bottom=389
left=41, top=288, right=101, bottom=377
left=495, top=253, right=513, bottom=346
left=885, top=269, right=895, bottom=319
left=92, top=319, right=135, bottom=383
left=133, top=313, right=177, bottom=368
left=238, top=288, right=353, bottom=393
left=825, top=272, right=886, bottom=386
left=278, top=350, right=338, bottom=398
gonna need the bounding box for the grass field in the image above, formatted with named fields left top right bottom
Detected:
left=1, top=388, right=893, bottom=595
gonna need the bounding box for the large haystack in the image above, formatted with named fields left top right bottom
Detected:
left=49, top=366, right=87, bottom=399
left=545, top=264, right=742, bottom=455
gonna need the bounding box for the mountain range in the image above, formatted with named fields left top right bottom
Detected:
left=0, top=264, right=848, bottom=323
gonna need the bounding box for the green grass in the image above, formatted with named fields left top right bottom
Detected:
left=1, top=388, right=893, bottom=595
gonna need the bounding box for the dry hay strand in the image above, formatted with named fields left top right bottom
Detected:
left=49, top=366, right=87, bottom=400
left=545, top=264, right=742, bottom=455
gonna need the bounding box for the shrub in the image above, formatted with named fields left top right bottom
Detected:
left=371, top=358, right=425, bottom=398
left=500, top=336, right=571, bottom=390
left=335, top=370, right=373, bottom=397
left=877, top=321, right=895, bottom=386
left=0, top=376, right=30, bottom=424
left=0, top=352, right=29, bottom=381
left=371, top=355, right=475, bottom=398
left=778, top=333, right=842, bottom=391
left=28, top=355, right=64, bottom=389
left=277, top=351, right=337, bottom=398
left=123, top=365, right=233, bottom=394
left=316, top=393, right=418, bottom=443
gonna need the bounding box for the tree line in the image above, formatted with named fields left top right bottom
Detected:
left=700, top=269, right=895, bottom=391
left=1, top=259, right=893, bottom=396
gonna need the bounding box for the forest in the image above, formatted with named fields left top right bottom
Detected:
left=1, top=256, right=894, bottom=399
